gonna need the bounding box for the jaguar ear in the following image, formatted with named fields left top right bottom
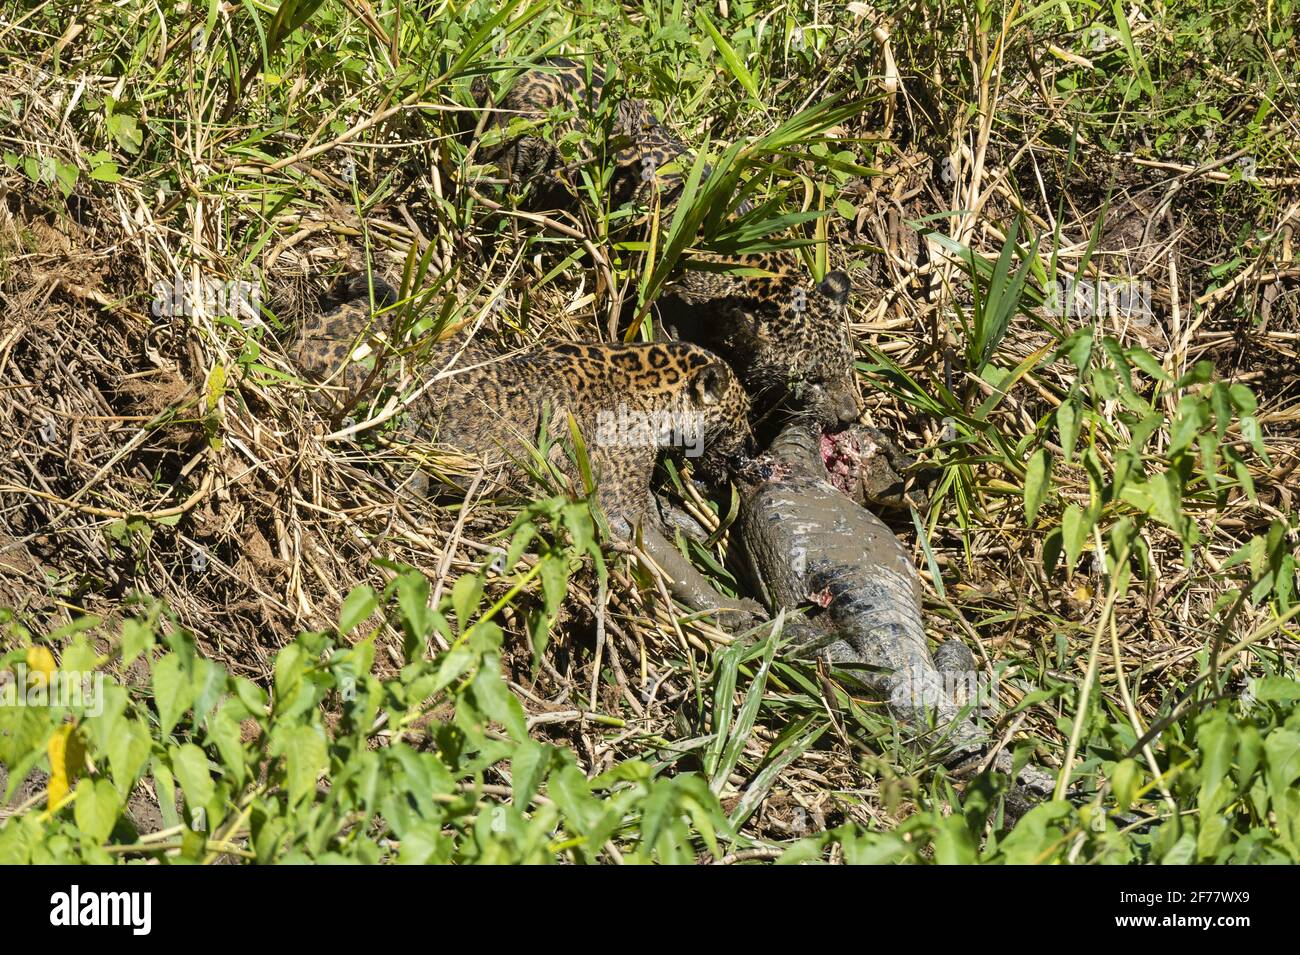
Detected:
left=817, top=270, right=851, bottom=306
left=691, top=362, right=728, bottom=406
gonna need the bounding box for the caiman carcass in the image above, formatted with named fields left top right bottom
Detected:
left=733, top=421, right=1002, bottom=767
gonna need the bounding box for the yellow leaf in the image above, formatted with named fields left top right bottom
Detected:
left=26, top=645, right=56, bottom=689
left=47, top=723, right=85, bottom=810
left=206, top=364, right=226, bottom=412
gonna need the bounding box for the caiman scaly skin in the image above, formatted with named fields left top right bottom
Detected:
left=735, top=421, right=985, bottom=753
left=735, top=421, right=1060, bottom=805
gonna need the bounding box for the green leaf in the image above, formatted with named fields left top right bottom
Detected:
left=1126, top=346, right=1171, bottom=383
left=233, top=677, right=268, bottom=715
left=107, top=719, right=152, bottom=793
left=207, top=700, right=248, bottom=787
left=549, top=764, right=600, bottom=836
left=1062, top=329, right=1093, bottom=371
left=106, top=112, right=143, bottom=154
left=1227, top=448, right=1257, bottom=501
left=431, top=645, right=474, bottom=693
left=1061, top=503, right=1091, bottom=572
left=471, top=660, right=528, bottom=741
left=272, top=724, right=328, bottom=807
left=89, top=158, right=120, bottom=183
left=1211, top=382, right=1233, bottom=441
left=1147, top=470, right=1183, bottom=529
left=398, top=822, right=447, bottom=864
left=1175, top=360, right=1214, bottom=388
left=1024, top=448, right=1050, bottom=527
left=511, top=739, right=549, bottom=807
left=54, top=160, right=77, bottom=197
left=450, top=573, right=483, bottom=631
left=1169, top=395, right=1207, bottom=453
left=397, top=571, right=433, bottom=647
left=1197, top=715, right=1235, bottom=814
left=1197, top=812, right=1229, bottom=860
left=710, top=638, right=775, bottom=795
left=1111, top=758, right=1139, bottom=811
left=590, top=760, right=654, bottom=788
left=674, top=776, right=725, bottom=861
left=970, top=219, right=1037, bottom=373
left=1237, top=724, right=1264, bottom=788
left=152, top=759, right=180, bottom=829
left=1228, top=383, right=1258, bottom=414
left=729, top=720, right=826, bottom=828
left=120, top=617, right=154, bottom=665
left=1112, top=0, right=1154, bottom=96
left=1264, top=729, right=1300, bottom=803
left=339, top=585, right=378, bottom=636
left=171, top=742, right=216, bottom=810
left=696, top=10, right=760, bottom=100
left=152, top=653, right=195, bottom=737
left=1161, top=831, right=1196, bottom=864
left=1252, top=677, right=1300, bottom=702
left=932, top=815, right=978, bottom=864
left=1239, top=415, right=1271, bottom=465
left=74, top=778, right=122, bottom=844
left=1057, top=400, right=1079, bottom=463
left=999, top=801, right=1073, bottom=864
left=538, top=553, right=569, bottom=617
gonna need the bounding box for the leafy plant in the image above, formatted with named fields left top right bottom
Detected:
left=0, top=504, right=734, bottom=864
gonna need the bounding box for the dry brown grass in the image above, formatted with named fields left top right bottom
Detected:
left=1, top=0, right=1298, bottom=848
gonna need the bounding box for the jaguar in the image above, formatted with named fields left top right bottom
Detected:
left=290, top=278, right=763, bottom=627
left=467, top=58, right=861, bottom=429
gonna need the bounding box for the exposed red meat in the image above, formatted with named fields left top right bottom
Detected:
left=819, top=429, right=862, bottom=497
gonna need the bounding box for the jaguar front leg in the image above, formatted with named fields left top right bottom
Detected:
left=630, top=516, right=766, bottom=636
